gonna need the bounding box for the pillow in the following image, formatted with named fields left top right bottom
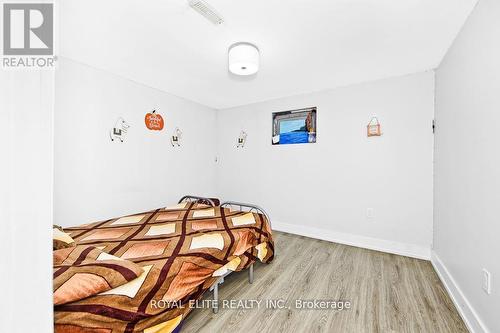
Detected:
left=53, top=227, right=76, bottom=250
left=53, top=246, right=144, bottom=305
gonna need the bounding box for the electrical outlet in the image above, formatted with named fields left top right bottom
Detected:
left=482, top=269, right=491, bottom=295
left=366, top=208, right=374, bottom=219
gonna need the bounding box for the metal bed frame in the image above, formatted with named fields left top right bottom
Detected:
left=177, top=196, right=272, bottom=314
left=178, top=195, right=216, bottom=207
left=220, top=201, right=272, bottom=228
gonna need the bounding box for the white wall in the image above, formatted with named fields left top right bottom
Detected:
left=54, top=58, right=435, bottom=259
left=434, top=0, right=500, bottom=332
left=0, top=71, right=54, bottom=332
left=216, top=72, right=435, bottom=259
left=54, top=58, right=217, bottom=227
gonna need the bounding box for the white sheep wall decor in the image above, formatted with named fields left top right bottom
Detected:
left=110, top=117, right=130, bottom=142
left=237, top=130, right=247, bottom=148
left=171, top=127, right=183, bottom=147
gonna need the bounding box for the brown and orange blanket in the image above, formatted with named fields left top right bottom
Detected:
left=54, top=202, right=274, bottom=333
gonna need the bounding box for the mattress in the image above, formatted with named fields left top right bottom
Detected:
left=54, top=202, right=274, bottom=333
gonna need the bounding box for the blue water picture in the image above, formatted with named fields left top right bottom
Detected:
left=272, top=108, right=317, bottom=145
left=279, top=118, right=309, bottom=144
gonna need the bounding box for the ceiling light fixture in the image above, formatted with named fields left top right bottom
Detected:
left=228, top=42, right=259, bottom=76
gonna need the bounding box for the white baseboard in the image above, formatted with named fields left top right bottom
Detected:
left=272, top=221, right=431, bottom=260
left=431, top=251, right=489, bottom=333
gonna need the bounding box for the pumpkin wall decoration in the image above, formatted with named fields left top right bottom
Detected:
left=145, top=110, right=164, bottom=131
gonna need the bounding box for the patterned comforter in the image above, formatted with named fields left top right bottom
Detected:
left=54, top=201, right=274, bottom=333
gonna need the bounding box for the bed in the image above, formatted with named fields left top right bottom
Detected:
left=53, top=196, right=274, bottom=333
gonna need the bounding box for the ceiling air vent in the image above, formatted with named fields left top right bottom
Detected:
left=189, top=0, right=224, bottom=25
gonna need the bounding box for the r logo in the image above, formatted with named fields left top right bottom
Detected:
left=3, top=3, right=53, bottom=55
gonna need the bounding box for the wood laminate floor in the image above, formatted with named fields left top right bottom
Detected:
left=183, top=231, right=468, bottom=333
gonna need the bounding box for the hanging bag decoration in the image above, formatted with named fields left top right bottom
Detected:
left=367, top=116, right=382, bottom=137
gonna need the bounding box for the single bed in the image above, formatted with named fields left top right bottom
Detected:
left=53, top=195, right=274, bottom=333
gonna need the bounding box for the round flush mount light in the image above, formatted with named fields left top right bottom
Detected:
left=228, top=42, right=259, bottom=76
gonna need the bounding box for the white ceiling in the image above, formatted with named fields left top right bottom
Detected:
left=60, top=0, right=477, bottom=109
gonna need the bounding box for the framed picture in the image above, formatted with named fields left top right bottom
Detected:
left=272, top=107, right=317, bottom=145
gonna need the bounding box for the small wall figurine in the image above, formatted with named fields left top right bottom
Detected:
left=110, top=117, right=130, bottom=142
left=145, top=110, right=164, bottom=131
left=237, top=131, right=247, bottom=148
left=171, top=127, right=182, bottom=147
left=367, top=116, right=382, bottom=137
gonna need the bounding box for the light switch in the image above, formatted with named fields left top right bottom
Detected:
left=366, top=208, right=374, bottom=219
left=482, top=269, right=491, bottom=295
